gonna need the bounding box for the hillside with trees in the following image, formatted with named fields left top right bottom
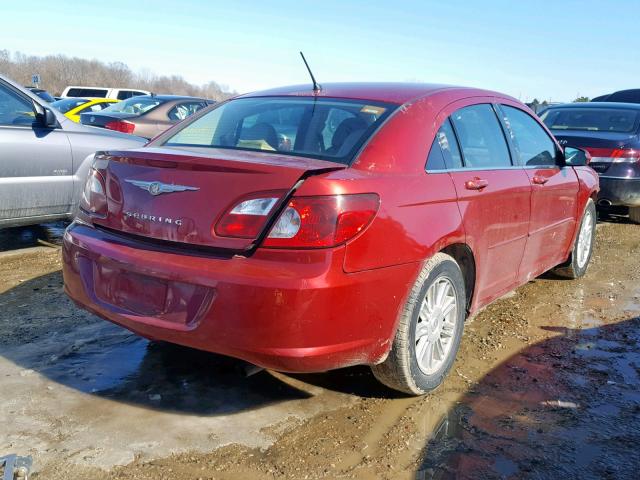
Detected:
left=0, top=50, right=236, bottom=100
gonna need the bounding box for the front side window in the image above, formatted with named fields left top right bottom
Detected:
left=426, top=119, right=463, bottom=171
left=0, top=84, right=35, bottom=126
left=162, top=97, right=396, bottom=165
left=540, top=107, right=640, bottom=133
left=450, top=104, right=512, bottom=169
left=501, top=105, right=557, bottom=167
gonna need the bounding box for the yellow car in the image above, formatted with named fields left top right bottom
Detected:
left=51, top=98, right=119, bottom=123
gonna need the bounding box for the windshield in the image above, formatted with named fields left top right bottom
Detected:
left=541, top=108, right=640, bottom=133
left=102, top=96, right=162, bottom=115
left=162, top=96, right=397, bottom=164
left=51, top=98, right=89, bottom=113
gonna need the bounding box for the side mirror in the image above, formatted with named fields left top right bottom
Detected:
left=564, top=146, right=591, bottom=166
left=32, top=100, right=58, bottom=128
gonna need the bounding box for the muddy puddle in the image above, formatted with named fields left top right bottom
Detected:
left=0, top=219, right=638, bottom=479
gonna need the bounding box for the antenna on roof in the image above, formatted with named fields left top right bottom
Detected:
left=299, top=52, right=321, bottom=94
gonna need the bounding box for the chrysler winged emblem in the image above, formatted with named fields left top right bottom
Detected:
left=124, top=179, right=199, bottom=196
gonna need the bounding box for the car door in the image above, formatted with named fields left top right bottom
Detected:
left=0, top=80, right=73, bottom=222
left=498, top=104, right=579, bottom=279
left=445, top=103, right=532, bottom=307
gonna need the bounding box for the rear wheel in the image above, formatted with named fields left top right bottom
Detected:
left=371, top=253, right=466, bottom=395
left=629, top=207, right=640, bottom=224
left=555, top=199, right=596, bottom=279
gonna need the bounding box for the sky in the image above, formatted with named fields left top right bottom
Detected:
left=2, top=0, right=639, bottom=102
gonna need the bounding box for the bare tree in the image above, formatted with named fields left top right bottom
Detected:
left=0, top=50, right=236, bottom=100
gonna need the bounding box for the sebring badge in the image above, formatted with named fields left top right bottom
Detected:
left=124, top=179, right=199, bottom=196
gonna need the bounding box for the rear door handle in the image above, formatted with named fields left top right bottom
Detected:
left=532, top=175, right=549, bottom=185
left=465, top=178, right=489, bottom=190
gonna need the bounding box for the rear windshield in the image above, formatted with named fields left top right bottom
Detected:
left=33, top=89, right=55, bottom=102
left=51, top=98, right=89, bottom=113
left=66, top=88, right=108, bottom=98
left=102, top=96, right=162, bottom=114
left=540, top=108, right=640, bottom=133
left=162, top=96, right=397, bottom=164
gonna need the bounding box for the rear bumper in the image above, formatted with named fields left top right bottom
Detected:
left=597, top=177, right=640, bottom=207
left=62, top=223, right=419, bottom=372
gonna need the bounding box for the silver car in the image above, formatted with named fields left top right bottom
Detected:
left=0, top=74, right=146, bottom=228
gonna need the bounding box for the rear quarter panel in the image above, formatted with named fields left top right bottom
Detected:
left=295, top=93, right=466, bottom=273
left=567, top=166, right=599, bottom=251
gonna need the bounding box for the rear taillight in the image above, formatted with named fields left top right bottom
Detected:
left=80, top=168, right=108, bottom=216
left=585, top=147, right=640, bottom=163
left=215, top=193, right=379, bottom=248
left=105, top=120, right=136, bottom=134
left=215, top=195, right=281, bottom=238
left=264, top=194, right=379, bottom=248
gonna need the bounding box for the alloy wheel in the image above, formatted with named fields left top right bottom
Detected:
left=414, top=277, right=458, bottom=375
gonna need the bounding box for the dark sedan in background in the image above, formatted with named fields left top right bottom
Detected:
left=541, top=102, right=640, bottom=223
left=80, top=95, right=214, bottom=138
left=592, top=89, right=640, bottom=104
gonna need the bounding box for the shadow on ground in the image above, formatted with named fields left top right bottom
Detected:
left=0, top=271, right=316, bottom=416
left=416, top=317, right=640, bottom=480
left=0, top=222, right=68, bottom=252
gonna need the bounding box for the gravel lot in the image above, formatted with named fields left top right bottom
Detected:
left=0, top=219, right=638, bottom=479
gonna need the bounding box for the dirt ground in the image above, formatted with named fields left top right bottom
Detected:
left=0, top=218, right=638, bottom=479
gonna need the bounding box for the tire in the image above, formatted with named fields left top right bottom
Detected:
left=555, top=199, right=596, bottom=279
left=630, top=207, right=640, bottom=225
left=371, top=253, right=466, bottom=395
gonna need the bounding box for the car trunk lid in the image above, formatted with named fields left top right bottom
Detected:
left=92, top=147, right=345, bottom=251
left=552, top=130, right=639, bottom=174
left=80, top=112, right=138, bottom=128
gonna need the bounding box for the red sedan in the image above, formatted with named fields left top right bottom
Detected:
left=63, top=83, right=598, bottom=394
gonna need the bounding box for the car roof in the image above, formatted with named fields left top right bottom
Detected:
left=546, top=102, right=640, bottom=110
left=147, top=95, right=208, bottom=101
left=237, top=82, right=513, bottom=105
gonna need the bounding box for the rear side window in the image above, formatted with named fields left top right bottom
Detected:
left=451, top=104, right=512, bottom=169
left=167, top=102, right=207, bottom=121
left=501, top=105, right=557, bottom=167
left=426, top=119, right=463, bottom=171
left=117, top=90, right=147, bottom=100
left=66, top=88, right=108, bottom=98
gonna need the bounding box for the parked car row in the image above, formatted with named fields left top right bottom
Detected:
left=23, top=83, right=214, bottom=138
left=0, top=74, right=145, bottom=228
left=79, top=94, right=213, bottom=138
left=540, top=101, right=640, bottom=223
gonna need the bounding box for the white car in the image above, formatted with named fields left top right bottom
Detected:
left=60, top=86, right=151, bottom=101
